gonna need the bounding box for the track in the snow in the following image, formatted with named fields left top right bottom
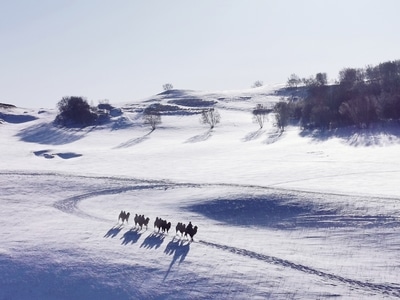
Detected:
left=3, top=171, right=400, bottom=298
left=53, top=185, right=169, bottom=221
left=198, top=240, right=400, bottom=298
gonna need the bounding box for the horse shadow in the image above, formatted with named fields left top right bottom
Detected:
left=163, top=237, right=191, bottom=281
left=120, top=228, right=142, bottom=245
left=104, top=225, right=123, bottom=238
left=140, top=232, right=165, bottom=250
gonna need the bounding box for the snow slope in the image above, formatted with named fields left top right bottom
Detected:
left=1, top=85, right=400, bottom=299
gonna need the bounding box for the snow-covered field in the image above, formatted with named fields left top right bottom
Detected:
left=1, top=86, right=400, bottom=299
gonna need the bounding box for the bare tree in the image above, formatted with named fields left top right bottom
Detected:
left=339, top=96, right=377, bottom=128
left=163, top=83, right=174, bottom=91
left=143, top=107, right=162, bottom=131
left=338, top=68, right=365, bottom=90
left=252, top=80, right=263, bottom=88
left=302, top=72, right=328, bottom=88
left=315, top=72, right=328, bottom=86
left=252, top=104, right=272, bottom=129
left=274, top=101, right=290, bottom=131
left=200, top=108, right=220, bottom=129
left=287, top=73, right=301, bottom=88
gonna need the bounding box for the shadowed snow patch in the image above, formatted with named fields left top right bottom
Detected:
left=0, top=113, right=37, bottom=124
left=33, top=149, right=82, bottom=159
left=17, top=123, right=87, bottom=145
left=188, top=195, right=400, bottom=229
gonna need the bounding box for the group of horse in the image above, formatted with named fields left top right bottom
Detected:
left=118, top=210, right=198, bottom=241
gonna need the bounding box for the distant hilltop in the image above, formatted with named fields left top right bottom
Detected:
left=0, top=103, right=16, bottom=109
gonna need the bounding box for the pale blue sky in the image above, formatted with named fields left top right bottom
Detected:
left=1, top=0, right=400, bottom=108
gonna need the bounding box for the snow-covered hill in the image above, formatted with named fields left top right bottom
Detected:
left=1, top=85, right=400, bottom=299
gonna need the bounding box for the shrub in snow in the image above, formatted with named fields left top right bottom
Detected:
left=55, top=96, right=97, bottom=127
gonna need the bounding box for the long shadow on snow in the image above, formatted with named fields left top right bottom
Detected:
left=104, top=225, right=123, bottom=238
left=242, top=129, right=265, bottom=142
left=300, top=122, right=400, bottom=147
left=121, top=228, right=142, bottom=245
left=184, top=129, right=212, bottom=143
left=114, top=130, right=152, bottom=148
left=163, top=237, right=190, bottom=281
left=0, top=254, right=132, bottom=300
left=16, top=122, right=87, bottom=145
left=188, top=195, right=399, bottom=229
left=140, top=232, right=165, bottom=250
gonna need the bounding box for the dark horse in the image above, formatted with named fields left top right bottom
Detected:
left=118, top=210, right=130, bottom=224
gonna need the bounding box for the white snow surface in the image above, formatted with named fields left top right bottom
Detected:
left=1, top=86, right=400, bottom=299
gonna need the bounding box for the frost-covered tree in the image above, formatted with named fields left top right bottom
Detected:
left=252, top=104, right=272, bottom=129
left=274, top=101, right=289, bottom=131
left=252, top=80, right=263, bottom=88
left=339, top=96, right=377, bottom=128
left=286, top=73, right=301, bottom=88
left=143, top=106, right=162, bottom=131
left=163, top=83, right=174, bottom=91
left=200, top=108, right=220, bottom=129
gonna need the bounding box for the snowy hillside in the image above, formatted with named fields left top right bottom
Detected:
left=1, top=85, right=400, bottom=299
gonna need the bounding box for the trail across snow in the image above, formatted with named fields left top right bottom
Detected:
left=1, top=171, right=400, bottom=299
left=1, top=86, right=400, bottom=299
